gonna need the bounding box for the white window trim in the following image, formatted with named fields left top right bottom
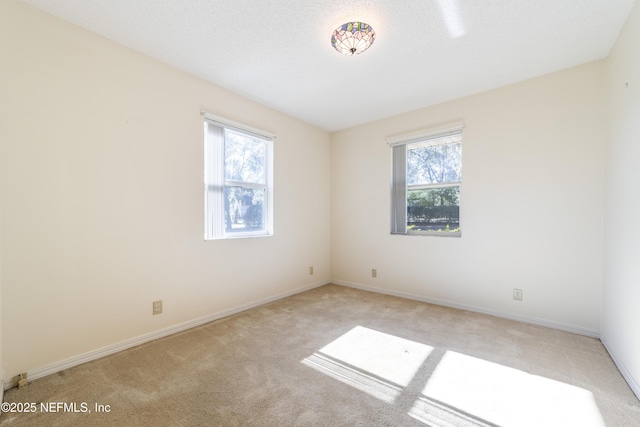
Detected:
left=203, top=112, right=275, bottom=240
left=202, top=112, right=277, bottom=140
left=388, top=123, right=463, bottom=237
left=387, top=122, right=464, bottom=147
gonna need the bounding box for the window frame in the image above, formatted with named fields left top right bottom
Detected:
left=203, top=113, right=275, bottom=240
left=389, top=124, right=463, bottom=237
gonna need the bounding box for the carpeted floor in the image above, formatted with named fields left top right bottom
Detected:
left=1, top=284, right=639, bottom=426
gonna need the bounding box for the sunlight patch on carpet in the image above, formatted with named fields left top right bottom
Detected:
left=302, top=326, right=433, bottom=403
left=302, top=353, right=403, bottom=403
left=409, top=395, right=495, bottom=427
left=411, top=350, right=605, bottom=427
left=303, top=327, right=605, bottom=425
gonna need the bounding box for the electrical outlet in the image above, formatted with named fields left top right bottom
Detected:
left=153, top=300, right=163, bottom=315
left=513, top=289, right=523, bottom=301
left=372, top=269, right=377, bottom=278
left=17, top=373, right=28, bottom=388
left=309, top=266, right=314, bottom=275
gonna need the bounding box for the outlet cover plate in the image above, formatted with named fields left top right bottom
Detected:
left=513, top=289, right=523, bottom=301
left=153, top=300, right=163, bottom=315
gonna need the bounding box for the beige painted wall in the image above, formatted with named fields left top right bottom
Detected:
left=603, top=0, right=640, bottom=398
left=0, top=1, right=331, bottom=380
left=331, top=61, right=606, bottom=335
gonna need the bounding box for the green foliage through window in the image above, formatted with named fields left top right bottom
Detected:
left=405, top=133, right=462, bottom=234
left=204, top=118, right=273, bottom=240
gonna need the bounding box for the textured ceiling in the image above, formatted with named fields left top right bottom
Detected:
left=20, top=0, right=636, bottom=132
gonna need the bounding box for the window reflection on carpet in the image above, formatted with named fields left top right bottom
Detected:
left=302, top=326, right=605, bottom=426
left=301, top=326, right=433, bottom=403
left=411, top=350, right=605, bottom=427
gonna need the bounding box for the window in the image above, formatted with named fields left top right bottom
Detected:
left=204, top=114, right=274, bottom=239
left=390, top=126, right=462, bottom=236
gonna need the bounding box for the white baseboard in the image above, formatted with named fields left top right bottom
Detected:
left=601, top=334, right=640, bottom=401
left=3, top=280, right=330, bottom=390
left=4, top=279, right=606, bottom=391
left=332, top=280, right=600, bottom=338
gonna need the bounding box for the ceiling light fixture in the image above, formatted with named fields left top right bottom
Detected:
left=331, top=22, right=375, bottom=55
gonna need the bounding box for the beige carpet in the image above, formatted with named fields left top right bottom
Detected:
left=1, top=284, right=639, bottom=426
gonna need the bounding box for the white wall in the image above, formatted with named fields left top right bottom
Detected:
left=2, top=0, right=636, bottom=398
left=0, top=0, right=331, bottom=382
left=602, top=1, right=640, bottom=399
left=331, top=61, right=606, bottom=335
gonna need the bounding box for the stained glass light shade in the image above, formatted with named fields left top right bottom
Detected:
left=331, top=22, right=375, bottom=55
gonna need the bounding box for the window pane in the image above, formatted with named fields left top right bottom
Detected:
left=407, top=187, right=460, bottom=233
left=224, top=130, right=265, bottom=184
left=407, top=141, right=461, bottom=185
left=224, top=186, right=265, bottom=233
